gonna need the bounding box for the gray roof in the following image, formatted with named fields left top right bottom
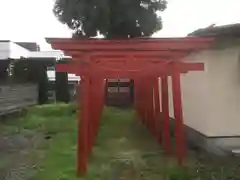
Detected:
left=188, top=23, right=240, bottom=37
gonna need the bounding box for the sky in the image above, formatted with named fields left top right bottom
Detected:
left=0, top=0, right=240, bottom=50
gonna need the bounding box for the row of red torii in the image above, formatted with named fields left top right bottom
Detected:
left=47, top=37, right=214, bottom=177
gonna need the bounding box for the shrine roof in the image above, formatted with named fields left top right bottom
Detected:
left=46, top=37, right=213, bottom=43
left=46, top=37, right=214, bottom=53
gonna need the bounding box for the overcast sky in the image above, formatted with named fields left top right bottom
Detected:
left=0, top=0, right=240, bottom=50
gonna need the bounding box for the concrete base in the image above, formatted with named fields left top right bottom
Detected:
left=185, top=126, right=240, bottom=156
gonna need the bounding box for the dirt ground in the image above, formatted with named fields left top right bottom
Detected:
left=1, top=127, right=240, bottom=180
left=0, top=130, right=38, bottom=180
left=1, top=107, right=240, bottom=180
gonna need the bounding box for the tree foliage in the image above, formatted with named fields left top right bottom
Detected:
left=53, top=0, right=167, bottom=38
left=53, top=0, right=167, bottom=105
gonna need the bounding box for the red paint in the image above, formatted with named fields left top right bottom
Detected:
left=154, top=78, right=161, bottom=143
left=133, top=79, right=140, bottom=117
left=47, top=37, right=213, bottom=51
left=47, top=37, right=214, bottom=44
left=172, top=73, right=186, bottom=165
left=67, top=50, right=190, bottom=59
left=87, top=77, right=93, bottom=156
left=148, top=79, right=155, bottom=136
left=161, top=76, right=171, bottom=154
left=87, top=77, right=101, bottom=155
left=136, top=79, right=145, bottom=124
left=142, top=78, right=149, bottom=127
left=56, top=61, right=204, bottom=79
left=92, top=78, right=104, bottom=145
left=47, top=37, right=214, bottom=176
left=77, top=77, right=89, bottom=176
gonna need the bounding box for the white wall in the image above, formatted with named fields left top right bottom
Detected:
left=9, top=41, right=29, bottom=59
left=207, top=47, right=240, bottom=136
left=0, top=42, right=10, bottom=59
left=173, top=46, right=240, bottom=137
left=47, top=70, right=80, bottom=82
left=28, top=51, right=69, bottom=59
left=180, top=51, right=213, bottom=136
left=0, top=41, right=30, bottom=59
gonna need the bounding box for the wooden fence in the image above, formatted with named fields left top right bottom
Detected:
left=106, top=79, right=132, bottom=107
left=0, top=84, right=38, bottom=115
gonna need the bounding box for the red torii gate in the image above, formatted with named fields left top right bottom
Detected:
left=47, top=37, right=214, bottom=177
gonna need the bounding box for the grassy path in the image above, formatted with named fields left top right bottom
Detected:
left=1, top=104, right=240, bottom=180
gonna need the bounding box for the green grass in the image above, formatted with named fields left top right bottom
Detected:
left=1, top=104, right=240, bottom=180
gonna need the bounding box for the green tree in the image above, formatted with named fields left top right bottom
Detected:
left=53, top=0, right=167, bottom=38
left=53, top=0, right=167, bottom=104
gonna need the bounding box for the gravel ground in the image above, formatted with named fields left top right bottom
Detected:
left=0, top=131, right=40, bottom=180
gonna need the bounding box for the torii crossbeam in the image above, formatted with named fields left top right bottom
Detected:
left=47, top=37, right=214, bottom=177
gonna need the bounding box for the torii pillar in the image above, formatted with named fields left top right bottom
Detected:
left=47, top=37, right=214, bottom=176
